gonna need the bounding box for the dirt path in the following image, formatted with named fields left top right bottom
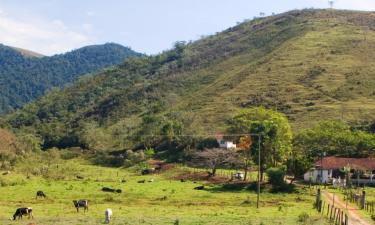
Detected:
left=322, top=191, right=372, bottom=225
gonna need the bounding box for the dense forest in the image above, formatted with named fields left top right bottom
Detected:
left=0, top=43, right=141, bottom=113
left=3, top=10, right=375, bottom=163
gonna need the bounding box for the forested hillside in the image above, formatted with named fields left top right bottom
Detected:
left=6, top=9, right=375, bottom=152
left=0, top=43, right=141, bottom=113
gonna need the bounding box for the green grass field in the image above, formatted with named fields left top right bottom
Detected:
left=0, top=157, right=328, bottom=225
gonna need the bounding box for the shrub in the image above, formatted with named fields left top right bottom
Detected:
left=266, top=167, right=286, bottom=187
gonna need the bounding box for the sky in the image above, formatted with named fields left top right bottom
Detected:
left=1, top=0, right=375, bottom=56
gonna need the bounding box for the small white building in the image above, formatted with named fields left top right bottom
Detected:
left=215, top=133, right=236, bottom=149
left=218, top=139, right=236, bottom=149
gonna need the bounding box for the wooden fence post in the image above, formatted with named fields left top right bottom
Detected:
left=360, top=190, right=366, bottom=209
left=345, top=214, right=348, bottom=225
left=316, top=188, right=321, bottom=209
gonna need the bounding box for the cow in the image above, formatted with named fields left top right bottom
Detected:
left=141, top=168, right=155, bottom=175
left=137, top=179, right=146, bottom=183
left=104, top=208, right=112, bottom=223
left=102, top=187, right=122, bottom=193
left=194, top=186, right=205, bottom=190
left=13, top=207, right=33, bottom=220
left=73, top=200, right=88, bottom=212
left=36, top=190, right=46, bottom=199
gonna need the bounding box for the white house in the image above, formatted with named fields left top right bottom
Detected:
left=215, top=135, right=236, bottom=149
left=304, top=156, right=375, bottom=184
left=218, top=140, right=236, bottom=149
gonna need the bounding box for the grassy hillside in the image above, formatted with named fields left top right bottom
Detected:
left=7, top=9, right=375, bottom=151
left=0, top=43, right=141, bottom=113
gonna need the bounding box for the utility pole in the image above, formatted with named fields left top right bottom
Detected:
left=257, top=135, right=261, bottom=208
left=328, top=0, right=335, bottom=9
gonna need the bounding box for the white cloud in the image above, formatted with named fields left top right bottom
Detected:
left=0, top=12, right=94, bottom=55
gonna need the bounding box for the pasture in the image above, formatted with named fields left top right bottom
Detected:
left=0, top=157, right=326, bottom=225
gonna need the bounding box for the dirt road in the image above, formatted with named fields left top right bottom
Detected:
left=322, top=191, right=373, bottom=225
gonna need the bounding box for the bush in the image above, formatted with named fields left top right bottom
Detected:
left=266, top=167, right=286, bottom=187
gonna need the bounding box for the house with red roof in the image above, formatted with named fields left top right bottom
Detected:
left=303, top=156, right=375, bottom=184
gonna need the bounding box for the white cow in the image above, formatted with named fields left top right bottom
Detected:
left=105, top=208, right=112, bottom=223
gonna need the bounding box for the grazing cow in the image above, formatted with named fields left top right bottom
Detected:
left=102, top=187, right=122, bottom=193
left=76, top=175, right=84, bottom=180
left=180, top=179, right=186, bottom=182
left=2, top=171, right=10, bottom=175
left=141, top=168, right=155, bottom=175
left=104, top=208, right=112, bottom=223
left=137, top=179, right=146, bottom=183
left=36, top=190, right=46, bottom=199
left=13, top=207, right=33, bottom=220
left=73, top=200, right=88, bottom=212
left=194, top=186, right=205, bottom=190
left=148, top=178, right=154, bottom=183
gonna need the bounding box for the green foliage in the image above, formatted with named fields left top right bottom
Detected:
left=266, top=167, right=286, bottom=188
left=0, top=43, right=141, bottom=113
left=5, top=9, right=375, bottom=156
left=229, top=107, right=293, bottom=179
left=291, top=121, right=375, bottom=178
left=293, top=121, right=375, bottom=163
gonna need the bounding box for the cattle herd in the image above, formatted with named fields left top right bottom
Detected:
left=9, top=165, right=205, bottom=224
left=11, top=190, right=112, bottom=223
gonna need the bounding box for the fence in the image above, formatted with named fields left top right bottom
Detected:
left=345, top=190, right=365, bottom=209
left=177, top=164, right=257, bottom=181
left=315, top=189, right=349, bottom=225
left=316, top=199, right=349, bottom=225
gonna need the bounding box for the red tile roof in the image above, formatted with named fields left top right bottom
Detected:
left=315, top=156, right=375, bottom=170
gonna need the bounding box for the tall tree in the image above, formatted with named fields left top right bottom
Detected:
left=228, top=107, right=293, bottom=181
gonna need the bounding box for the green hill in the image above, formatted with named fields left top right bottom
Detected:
left=7, top=9, right=375, bottom=150
left=0, top=43, right=141, bottom=113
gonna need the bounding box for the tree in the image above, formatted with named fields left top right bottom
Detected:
left=191, top=148, right=238, bottom=177
left=228, top=107, right=293, bottom=181
left=237, top=135, right=253, bottom=181
left=294, top=120, right=375, bottom=159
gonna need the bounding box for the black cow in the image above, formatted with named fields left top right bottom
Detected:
left=73, top=200, right=88, bottom=212
left=141, top=168, right=155, bottom=175
left=102, top=187, right=122, bottom=193
left=137, top=179, right=146, bottom=183
left=194, top=186, right=205, bottom=190
left=13, top=207, right=33, bottom=220
left=36, top=190, right=46, bottom=199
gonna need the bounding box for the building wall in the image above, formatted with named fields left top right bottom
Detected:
left=304, top=169, right=331, bottom=183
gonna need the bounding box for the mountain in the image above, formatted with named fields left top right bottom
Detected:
left=0, top=43, right=142, bottom=113
left=6, top=9, right=375, bottom=150
left=9, top=46, right=44, bottom=58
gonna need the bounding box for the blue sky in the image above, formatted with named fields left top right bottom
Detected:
left=1, top=0, right=375, bottom=55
